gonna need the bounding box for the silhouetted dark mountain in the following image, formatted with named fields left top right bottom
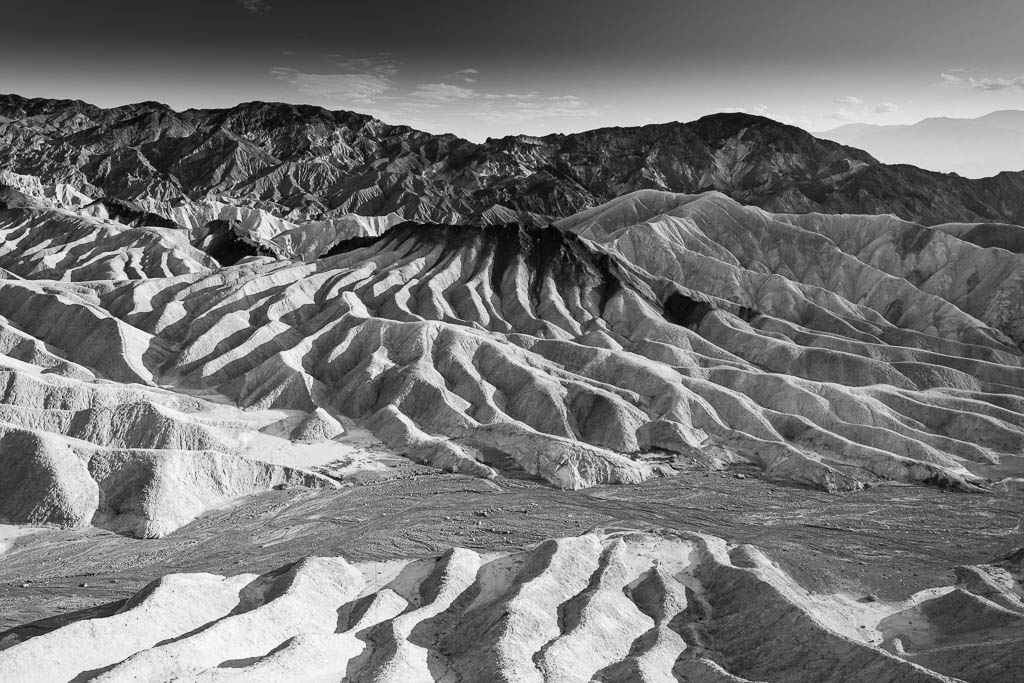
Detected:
left=5, top=93, right=1024, bottom=225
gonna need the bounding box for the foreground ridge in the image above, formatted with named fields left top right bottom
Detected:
left=1, top=527, right=1020, bottom=682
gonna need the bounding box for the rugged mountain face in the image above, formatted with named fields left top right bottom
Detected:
left=7, top=94, right=1024, bottom=227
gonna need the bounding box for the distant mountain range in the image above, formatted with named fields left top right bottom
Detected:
left=5, top=94, right=1024, bottom=227
left=820, top=111, right=1024, bottom=179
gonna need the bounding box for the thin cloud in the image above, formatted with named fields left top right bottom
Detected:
left=270, top=68, right=394, bottom=105
left=834, top=96, right=863, bottom=105
left=326, top=54, right=399, bottom=78
left=236, top=0, right=271, bottom=14
left=874, top=102, right=899, bottom=113
left=940, top=71, right=1024, bottom=91
left=484, top=92, right=542, bottom=101
left=271, top=55, right=601, bottom=129
left=468, top=94, right=602, bottom=125
left=971, top=76, right=1024, bottom=91
left=271, top=54, right=399, bottom=106
left=825, top=110, right=859, bottom=123
left=511, top=95, right=586, bottom=118
left=410, top=83, right=477, bottom=102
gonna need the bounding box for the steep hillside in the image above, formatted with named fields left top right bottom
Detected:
left=7, top=94, right=1024, bottom=226
left=2, top=191, right=1024, bottom=525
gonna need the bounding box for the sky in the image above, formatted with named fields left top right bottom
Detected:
left=4, top=0, right=1024, bottom=141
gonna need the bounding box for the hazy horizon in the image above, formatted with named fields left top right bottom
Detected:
left=8, top=88, right=1024, bottom=141
left=4, top=0, right=1024, bottom=143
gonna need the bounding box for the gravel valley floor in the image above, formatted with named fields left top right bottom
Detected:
left=3, top=462, right=1021, bottom=641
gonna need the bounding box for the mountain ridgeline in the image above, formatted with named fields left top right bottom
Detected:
left=6, top=94, right=1024, bottom=226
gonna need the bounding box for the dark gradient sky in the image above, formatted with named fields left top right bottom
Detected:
left=4, top=0, right=1024, bottom=140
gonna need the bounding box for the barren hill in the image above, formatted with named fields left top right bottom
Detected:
left=7, top=95, right=1024, bottom=226
left=2, top=187, right=1024, bottom=541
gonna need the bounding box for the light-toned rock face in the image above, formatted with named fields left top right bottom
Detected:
left=0, top=281, right=338, bottom=537
left=2, top=188, right=1024, bottom=526
left=0, top=527, right=1019, bottom=682
left=99, top=205, right=1024, bottom=493
left=0, top=182, right=403, bottom=273
left=162, top=196, right=406, bottom=260
left=0, top=206, right=218, bottom=281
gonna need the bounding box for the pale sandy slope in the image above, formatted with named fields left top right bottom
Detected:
left=0, top=172, right=405, bottom=264
left=90, top=203, right=1024, bottom=492
left=0, top=206, right=217, bottom=280
left=0, top=287, right=340, bottom=537
left=0, top=527, right=1020, bottom=682
left=3, top=188, right=1024, bottom=536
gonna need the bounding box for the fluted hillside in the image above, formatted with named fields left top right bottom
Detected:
left=3, top=191, right=1024, bottom=512
left=2, top=528, right=1021, bottom=682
